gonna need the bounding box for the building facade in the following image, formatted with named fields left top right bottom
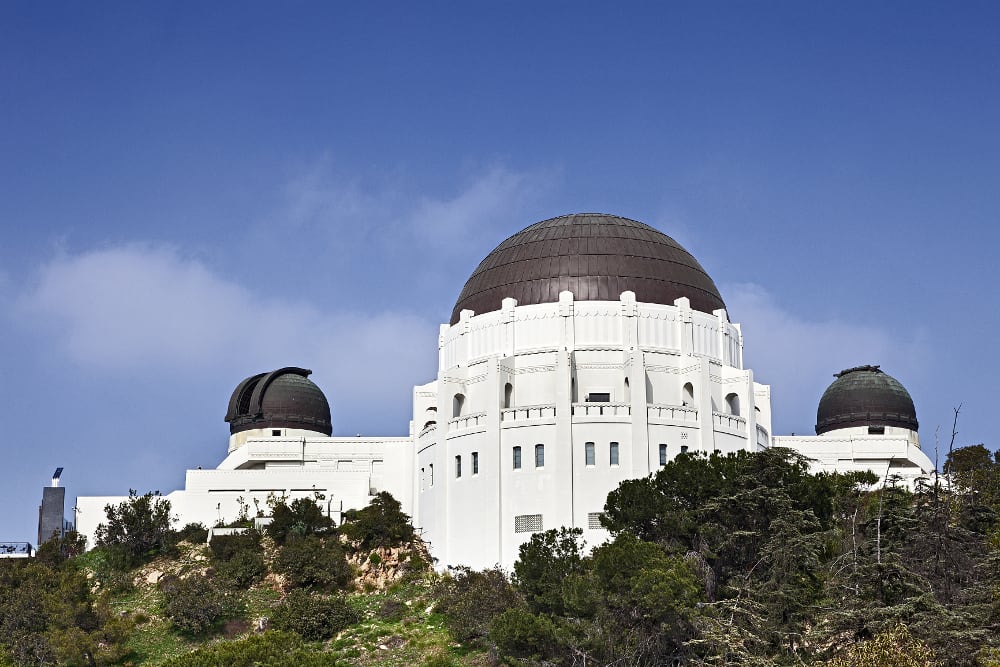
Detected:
left=74, top=214, right=932, bottom=569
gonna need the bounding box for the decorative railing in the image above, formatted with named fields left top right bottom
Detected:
left=572, top=402, right=631, bottom=417
left=647, top=404, right=699, bottom=422
left=501, top=404, right=557, bottom=422
left=713, top=411, right=747, bottom=433
left=756, top=424, right=770, bottom=447
left=448, top=411, right=487, bottom=432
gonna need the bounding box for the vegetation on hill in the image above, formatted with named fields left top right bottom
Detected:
left=2, top=445, right=999, bottom=666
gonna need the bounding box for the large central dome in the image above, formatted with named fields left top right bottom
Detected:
left=451, top=213, right=725, bottom=324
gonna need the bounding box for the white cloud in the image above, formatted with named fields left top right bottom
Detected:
left=15, top=244, right=438, bottom=432
left=724, top=283, right=929, bottom=434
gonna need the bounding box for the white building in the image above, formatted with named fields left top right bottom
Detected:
left=75, top=213, right=932, bottom=569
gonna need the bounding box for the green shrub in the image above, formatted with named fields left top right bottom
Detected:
left=160, top=630, right=338, bottom=666
left=269, top=590, right=360, bottom=641
left=275, top=535, right=352, bottom=591
left=340, top=492, right=415, bottom=550
left=94, top=490, right=175, bottom=569
left=490, top=607, right=559, bottom=660
left=175, top=522, right=209, bottom=544
left=433, top=566, right=525, bottom=645
left=209, top=530, right=261, bottom=562
left=266, top=497, right=335, bottom=545
left=215, top=548, right=266, bottom=588
left=160, top=576, right=230, bottom=635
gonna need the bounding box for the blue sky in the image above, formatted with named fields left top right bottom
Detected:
left=2, top=2, right=998, bottom=543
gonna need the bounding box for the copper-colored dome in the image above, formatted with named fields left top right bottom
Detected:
left=815, top=365, right=918, bottom=435
left=225, top=367, right=332, bottom=436
left=451, top=213, right=725, bottom=324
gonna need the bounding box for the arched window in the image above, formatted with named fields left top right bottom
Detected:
left=659, top=444, right=668, bottom=466
left=683, top=382, right=695, bottom=406
left=585, top=442, right=595, bottom=466
left=452, top=393, right=465, bottom=418
left=513, top=446, right=522, bottom=469
left=504, top=383, right=513, bottom=409
left=609, top=442, right=619, bottom=466
left=726, top=393, right=740, bottom=417
left=455, top=455, right=462, bottom=478
left=535, top=444, right=545, bottom=468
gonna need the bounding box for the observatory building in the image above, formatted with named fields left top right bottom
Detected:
left=74, top=213, right=933, bottom=569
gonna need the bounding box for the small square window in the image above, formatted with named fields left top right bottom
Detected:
left=680, top=445, right=689, bottom=454
left=272, top=429, right=281, bottom=437
left=609, top=442, right=619, bottom=466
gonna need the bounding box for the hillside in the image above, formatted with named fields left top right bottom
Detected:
left=2, top=447, right=1000, bottom=666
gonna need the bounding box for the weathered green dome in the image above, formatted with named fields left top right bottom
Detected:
left=815, top=365, right=917, bottom=435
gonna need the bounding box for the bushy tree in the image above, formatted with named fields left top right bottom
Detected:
left=274, top=534, right=352, bottom=591
left=266, top=496, right=335, bottom=545
left=94, top=490, right=175, bottom=569
left=433, top=566, right=525, bottom=645
left=269, top=590, right=359, bottom=641
left=340, top=492, right=415, bottom=550
left=160, top=576, right=230, bottom=635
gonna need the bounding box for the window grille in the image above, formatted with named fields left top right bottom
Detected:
left=588, top=512, right=605, bottom=529
left=514, top=514, right=543, bottom=533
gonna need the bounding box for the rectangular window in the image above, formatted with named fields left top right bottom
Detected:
left=680, top=445, right=688, bottom=454
left=868, top=425, right=886, bottom=435
left=585, top=442, right=595, bottom=466
left=587, top=512, right=605, bottom=529
left=535, top=444, right=545, bottom=468
left=659, top=443, right=667, bottom=466
left=271, top=429, right=281, bottom=437
left=586, top=392, right=611, bottom=402
left=455, top=455, right=462, bottom=478
left=420, top=467, right=425, bottom=491
left=472, top=451, right=479, bottom=475
left=429, top=463, right=434, bottom=486
left=513, top=446, right=522, bottom=469
left=609, top=442, right=619, bottom=466
left=514, top=514, right=543, bottom=533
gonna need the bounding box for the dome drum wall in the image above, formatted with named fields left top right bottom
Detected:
left=815, top=365, right=918, bottom=436
left=451, top=213, right=726, bottom=325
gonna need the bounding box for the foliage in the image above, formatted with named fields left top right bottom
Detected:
left=33, top=531, right=87, bottom=567
left=340, top=492, right=416, bottom=550
left=160, top=575, right=231, bottom=635
left=94, top=490, right=175, bottom=569
left=160, top=630, right=339, bottom=666
left=209, top=530, right=266, bottom=587
left=433, top=566, right=525, bottom=645
left=825, top=623, right=938, bottom=666
left=266, top=495, right=335, bottom=545
left=275, top=534, right=352, bottom=591
left=513, top=527, right=588, bottom=616
left=174, top=522, right=209, bottom=544
left=269, top=590, right=360, bottom=641
left=0, top=560, right=130, bottom=666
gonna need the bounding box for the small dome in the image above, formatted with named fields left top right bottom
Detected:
left=815, top=365, right=918, bottom=435
left=451, top=213, right=726, bottom=324
left=225, top=367, right=332, bottom=436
